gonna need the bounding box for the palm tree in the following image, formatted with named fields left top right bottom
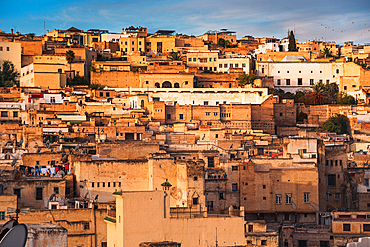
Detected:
left=169, top=52, right=182, bottom=61
left=65, top=50, right=75, bottom=81
left=321, top=48, right=332, bottom=58
left=308, top=82, right=327, bottom=105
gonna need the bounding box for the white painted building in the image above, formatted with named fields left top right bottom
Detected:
left=217, top=54, right=250, bottom=73
left=257, top=57, right=344, bottom=92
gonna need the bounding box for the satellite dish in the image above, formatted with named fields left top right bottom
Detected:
left=18, top=138, right=23, bottom=147
left=51, top=148, right=54, bottom=152
left=75, top=145, right=79, bottom=151
left=49, top=192, right=56, bottom=201
left=84, top=192, right=88, bottom=199
left=45, top=139, right=50, bottom=145
left=82, top=148, right=86, bottom=153
left=59, top=130, right=62, bottom=134
left=291, top=202, right=297, bottom=210
left=25, top=143, right=28, bottom=148
left=0, top=223, right=27, bottom=247
left=10, top=140, right=14, bottom=146
left=11, top=159, right=17, bottom=166
left=94, top=194, right=99, bottom=201
left=36, top=147, right=41, bottom=153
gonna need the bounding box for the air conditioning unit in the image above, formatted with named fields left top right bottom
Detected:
left=366, top=214, right=370, bottom=219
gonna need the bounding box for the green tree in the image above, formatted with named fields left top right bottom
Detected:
left=307, top=82, right=326, bottom=105
left=322, top=47, right=332, bottom=58
left=324, top=83, right=339, bottom=103
left=0, top=60, right=18, bottom=87
left=288, top=30, right=298, bottom=51
left=218, top=38, right=230, bottom=48
left=69, top=75, right=89, bottom=86
left=322, top=114, right=350, bottom=134
left=337, top=92, right=356, bottom=105
left=168, top=52, right=183, bottom=61
left=89, top=84, right=104, bottom=90
left=65, top=50, right=75, bottom=81
left=238, top=73, right=256, bottom=88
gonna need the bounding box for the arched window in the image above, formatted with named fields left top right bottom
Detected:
left=141, top=100, right=144, bottom=107
left=162, top=81, right=172, bottom=88
left=174, top=83, right=180, bottom=88
left=155, top=83, right=160, bottom=88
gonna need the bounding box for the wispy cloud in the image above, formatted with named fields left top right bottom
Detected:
left=1, top=0, right=370, bottom=44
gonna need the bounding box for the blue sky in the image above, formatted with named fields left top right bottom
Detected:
left=1, top=0, right=370, bottom=44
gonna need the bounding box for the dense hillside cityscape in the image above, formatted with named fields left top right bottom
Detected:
left=0, top=25, right=370, bottom=247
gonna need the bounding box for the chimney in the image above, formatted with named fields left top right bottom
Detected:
left=11, top=29, right=13, bottom=35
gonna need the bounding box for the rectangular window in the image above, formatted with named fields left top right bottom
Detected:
left=286, top=193, right=292, bottom=204
left=188, top=58, right=191, bottom=62
left=108, top=182, right=110, bottom=187
left=304, top=193, right=310, bottom=203
left=277, top=79, right=281, bottom=85
left=286, top=79, right=290, bottom=85
left=365, top=179, right=369, bottom=187
left=326, top=193, right=330, bottom=201
left=84, top=222, right=90, bottom=230
left=54, top=187, right=59, bottom=194
left=219, top=192, right=225, bottom=200
left=0, top=47, right=2, bottom=51
left=335, top=193, right=341, bottom=200
left=13, top=112, right=18, bottom=118
left=298, top=240, right=307, bottom=247
left=224, top=64, right=228, bottom=68
left=232, top=166, right=238, bottom=171
left=208, top=157, right=214, bottom=167
left=0, top=211, right=5, bottom=220
left=36, top=187, right=43, bottom=200
left=179, top=114, right=183, bottom=120
left=166, top=114, right=171, bottom=119
left=364, top=224, right=370, bottom=232
left=328, top=174, right=336, bottom=187
left=343, top=224, right=351, bottom=231
left=13, top=188, right=21, bottom=198
left=298, top=78, right=303, bottom=85
left=1, top=111, right=7, bottom=117
left=92, top=182, right=94, bottom=188
left=232, top=183, right=238, bottom=191
left=192, top=197, right=199, bottom=205
left=6, top=47, right=9, bottom=51
left=248, top=225, right=253, bottom=232
left=310, top=79, right=314, bottom=85
left=113, top=182, right=116, bottom=187
left=276, top=194, right=282, bottom=204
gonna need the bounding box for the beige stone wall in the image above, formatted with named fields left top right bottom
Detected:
left=0, top=41, right=21, bottom=73
left=90, top=71, right=140, bottom=87
left=139, top=72, right=194, bottom=88
left=106, top=190, right=245, bottom=247
left=240, top=161, right=319, bottom=214
left=18, top=207, right=108, bottom=247
left=3, top=178, right=66, bottom=209
left=97, top=141, right=159, bottom=160
left=0, top=195, right=17, bottom=224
